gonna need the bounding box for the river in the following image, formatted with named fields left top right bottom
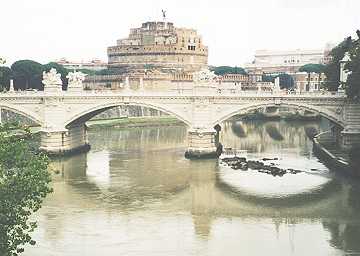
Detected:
left=25, top=119, right=360, bottom=256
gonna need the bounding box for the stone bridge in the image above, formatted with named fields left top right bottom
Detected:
left=0, top=69, right=359, bottom=157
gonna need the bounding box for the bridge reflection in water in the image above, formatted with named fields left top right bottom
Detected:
left=27, top=120, right=360, bottom=256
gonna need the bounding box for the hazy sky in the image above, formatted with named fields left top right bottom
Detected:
left=1, top=0, right=359, bottom=66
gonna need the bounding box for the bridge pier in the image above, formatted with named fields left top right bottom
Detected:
left=339, top=103, right=360, bottom=150
left=339, top=129, right=360, bottom=150
left=39, top=124, right=90, bottom=155
left=185, top=128, right=218, bottom=159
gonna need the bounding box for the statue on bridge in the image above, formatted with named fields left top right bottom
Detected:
left=193, top=68, right=218, bottom=84
left=42, top=68, right=62, bottom=92
left=67, top=71, right=86, bottom=92
left=42, top=68, right=62, bottom=86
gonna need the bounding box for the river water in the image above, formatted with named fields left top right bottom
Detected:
left=25, top=119, right=360, bottom=256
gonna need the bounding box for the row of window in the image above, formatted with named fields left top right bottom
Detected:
left=284, top=59, right=300, bottom=63
left=181, top=38, right=201, bottom=44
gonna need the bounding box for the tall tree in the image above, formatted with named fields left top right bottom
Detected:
left=210, top=66, right=247, bottom=76
left=0, top=67, right=12, bottom=91
left=277, top=73, right=294, bottom=89
left=11, top=60, right=44, bottom=90
left=324, top=37, right=352, bottom=91
left=0, top=124, right=52, bottom=255
left=344, top=30, right=360, bottom=100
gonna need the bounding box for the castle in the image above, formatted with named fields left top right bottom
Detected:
left=107, top=21, right=208, bottom=73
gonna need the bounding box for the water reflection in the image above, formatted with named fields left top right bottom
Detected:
left=26, top=121, right=360, bottom=256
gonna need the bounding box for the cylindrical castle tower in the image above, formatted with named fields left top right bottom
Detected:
left=107, top=21, right=208, bottom=73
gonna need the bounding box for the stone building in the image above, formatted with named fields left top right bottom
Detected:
left=107, top=21, right=208, bottom=73
left=244, top=46, right=333, bottom=74
left=292, top=72, right=326, bottom=92
left=56, top=58, right=107, bottom=71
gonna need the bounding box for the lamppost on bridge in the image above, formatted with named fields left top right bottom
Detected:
left=339, top=52, right=351, bottom=93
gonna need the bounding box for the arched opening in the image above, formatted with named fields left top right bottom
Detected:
left=213, top=103, right=344, bottom=159
left=50, top=103, right=191, bottom=156
left=213, top=103, right=344, bottom=129
left=0, top=104, right=43, bottom=127
left=65, top=103, right=191, bottom=129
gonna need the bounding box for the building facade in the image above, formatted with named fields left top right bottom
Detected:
left=56, top=58, right=107, bottom=71
left=292, top=72, right=326, bottom=92
left=107, top=21, right=208, bottom=73
left=244, top=47, right=332, bottom=74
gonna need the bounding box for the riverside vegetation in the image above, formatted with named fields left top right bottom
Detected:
left=0, top=123, right=52, bottom=256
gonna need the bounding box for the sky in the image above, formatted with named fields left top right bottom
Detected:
left=1, top=0, right=359, bottom=67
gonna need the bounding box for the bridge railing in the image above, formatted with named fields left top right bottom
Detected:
left=0, top=88, right=345, bottom=98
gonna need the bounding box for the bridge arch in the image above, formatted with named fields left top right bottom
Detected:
left=213, top=102, right=345, bottom=128
left=64, top=101, right=192, bottom=128
left=0, top=103, right=43, bottom=125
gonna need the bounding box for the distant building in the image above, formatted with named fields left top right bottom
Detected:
left=292, top=72, right=326, bottom=92
left=107, top=21, right=208, bottom=73
left=244, top=45, right=333, bottom=74
left=56, top=58, right=107, bottom=71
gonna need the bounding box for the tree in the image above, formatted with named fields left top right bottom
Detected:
left=0, top=67, right=12, bottom=91
left=11, top=60, right=44, bottom=90
left=210, top=66, right=247, bottom=76
left=43, top=62, right=69, bottom=90
left=262, top=73, right=294, bottom=89
left=0, top=123, right=52, bottom=256
left=95, top=69, right=117, bottom=76
left=344, top=30, right=360, bottom=100
left=277, top=73, right=294, bottom=89
left=262, top=74, right=275, bottom=83
left=324, top=37, right=352, bottom=91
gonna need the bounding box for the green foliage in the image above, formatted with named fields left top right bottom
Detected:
left=11, top=60, right=44, bottom=91
left=344, top=31, right=360, bottom=100
left=95, top=69, right=117, bottom=76
left=0, top=123, right=52, bottom=255
left=262, top=73, right=294, bottom=89
left=76, top=69, right=96, bottom=76
left=262, top=74, right=275, bottom=83
left=324, top=37, right=352, bottom=91
left=277, top=73, right=294, bottom=89
left=0, top=66, right=12, bottom=91
left=299, top=63, right=325, bottom=74
left=43, top=62, right=69, bottom=90
left=143, top=64, right=155, bottom=70
left=210, top=66, right=247, bottom=76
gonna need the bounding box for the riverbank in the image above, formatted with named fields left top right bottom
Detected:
left=86, top=116, right=184, bottom=129
left=313, top=131, right=359, bottom=177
